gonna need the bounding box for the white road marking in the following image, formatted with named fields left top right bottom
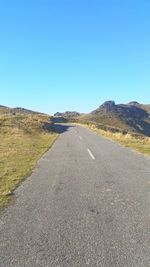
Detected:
left=79, top=136, right=82, bottom=140
left=87, top=148, right=95, bottom=160
left=106, top=188, right=112, bottom=192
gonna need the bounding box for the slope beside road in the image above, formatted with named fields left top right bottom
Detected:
left=0, top=124, right=150, bottom=267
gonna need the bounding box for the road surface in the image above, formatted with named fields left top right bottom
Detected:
left=0, top=124, right=150, bottom=267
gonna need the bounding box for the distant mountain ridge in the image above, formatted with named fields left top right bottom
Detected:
left=78, top=101, right=150, bottom=137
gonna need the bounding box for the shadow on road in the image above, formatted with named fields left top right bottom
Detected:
left=51, top=117, right=69, bottom=124
left=43, top=122, right=74, bottom=134
left=42, top=116, right=74, bottom=134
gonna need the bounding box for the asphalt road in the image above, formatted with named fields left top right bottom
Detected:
left=0, top=124, right=150, bottom=267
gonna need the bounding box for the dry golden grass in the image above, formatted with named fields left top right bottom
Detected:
left=0, top=113, right=58, bottom=207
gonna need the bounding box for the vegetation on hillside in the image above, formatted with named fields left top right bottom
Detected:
left=74, top=101, right=150, bottom=137
left=0, top=107, right=58, bottom=208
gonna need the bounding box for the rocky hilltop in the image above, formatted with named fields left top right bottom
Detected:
left=78, top=101, right=150, bottom=137
left=92, top=101, right=149, bottom=120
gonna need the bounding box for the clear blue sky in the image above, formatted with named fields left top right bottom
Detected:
left=0, top=0, right=150, bottom=114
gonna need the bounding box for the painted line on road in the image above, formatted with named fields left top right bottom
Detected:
left=79, top=136, right=82, bottom=140
left=87, top=148, right=95, bottom=160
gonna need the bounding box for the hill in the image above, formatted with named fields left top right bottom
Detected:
left=77, top=101, right=150, bottom=137
left=0, top=105, right=45, bottom=115
left=0, top=105, right=11, bottom=114
left=0, top=105, right=58, bottom=207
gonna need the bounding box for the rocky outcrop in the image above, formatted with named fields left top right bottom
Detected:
left=128, top=101, right=140, bottom=106
left=101, top=101, right=116, bottom=112
left=54, top=111, right=80, bottom=117
left=91, top=100, right=116, bottom=114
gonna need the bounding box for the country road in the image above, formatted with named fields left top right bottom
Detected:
left=0, top=124, right=150, bottom=267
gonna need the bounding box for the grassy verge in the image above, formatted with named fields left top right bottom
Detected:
left=0, top=113, right=58, bottom=208
left=79, top=123, right=150, bottom=157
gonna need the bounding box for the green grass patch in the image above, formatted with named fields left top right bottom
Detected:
left=0, top=113, right=58, bottom=208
